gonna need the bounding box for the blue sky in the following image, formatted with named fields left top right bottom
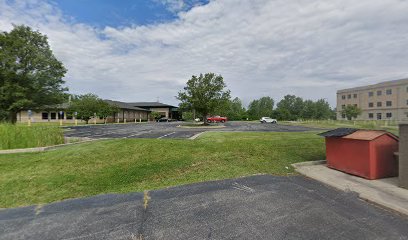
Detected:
left=1, top=0, right=408, bottom=106
left=52, top=0, right=207, bottom=27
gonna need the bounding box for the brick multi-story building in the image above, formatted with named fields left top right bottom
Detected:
left=337, top=78, right=408, bottom=121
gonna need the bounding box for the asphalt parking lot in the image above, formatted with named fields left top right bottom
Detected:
left=1, top=175, right=407, bottom=240
left=64, top=121, right=319, bottom=139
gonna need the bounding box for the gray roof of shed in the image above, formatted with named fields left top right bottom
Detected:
left=318, top=128, right=358, bottom=138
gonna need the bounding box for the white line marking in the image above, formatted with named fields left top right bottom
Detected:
left=157, top=132, right=176, bottom=139
left=232, top=182, right=255, bottom=193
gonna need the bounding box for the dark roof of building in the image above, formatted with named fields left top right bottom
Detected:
left=128, top=102, right=178, bottom=108
left=318, top=128, right=358, bottom=138
left=104, top=100, right=150, bottom=112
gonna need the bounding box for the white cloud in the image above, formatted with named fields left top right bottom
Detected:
left=155, top=0, right=207, bottom=13
left=1, top=0, right=408, bottom=106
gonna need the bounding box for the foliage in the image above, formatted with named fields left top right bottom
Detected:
left=97, top=101, right=119, bottom=123
left=68, top=94, right=118, bottom=123
left=273, top=95, right=333, bottom=121
left=217, top=97, right=247, bottom=120
left=274, top=95, right=304, bottom=120
left=341, top=105, right=362, bottom=120
left=177, top=73, right=231, bottom=124
left=0, top=123, right=64, bottom=150
left=0, top=25, right=67, bottom=123
left=150, top=111, right=162, bottom=120
left=0, top=131, right=324, bottom=208
left=247, top=97, right=275, bottom=120
left=0, top=109, right=8, bottom=122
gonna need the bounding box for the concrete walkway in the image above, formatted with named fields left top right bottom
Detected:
left=293, top=160, right=408, bottom=216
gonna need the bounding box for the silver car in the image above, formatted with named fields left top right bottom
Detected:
left=260, top=117, right=277, bottom=123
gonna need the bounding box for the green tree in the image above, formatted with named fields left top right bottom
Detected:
left=313, top=99, right=332, bottom=120
left=217, top=97, right=247, bottom=120
left=247, top=97, right=275, bottom=120
left=341, top=105, right=362, bottom=120
left=0, top=25, right=67, bottom=123
left=301, top=100, right=316, bottom=119
left=97, top=100, right=119, bottom=124
left=177, top=73, right=231, bottom=125
left=68, top=94, right=117, bottom=124
left=247, top=99, right=260, bottom=120
left=275, top=95, right=304, bottom=120
left=150, top=111, right=162, bottom=120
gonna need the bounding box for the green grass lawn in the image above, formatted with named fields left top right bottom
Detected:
left=0, top=131, right=325, bottom=208
left=0, top=124, right=64, bottom=150
left=282, top=120, right=399, bottom=135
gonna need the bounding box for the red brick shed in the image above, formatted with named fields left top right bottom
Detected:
left=319, top=128, right=399, bottom=180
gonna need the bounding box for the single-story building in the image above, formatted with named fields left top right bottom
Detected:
left=16, top=100, right=179, bottom=123
left=129, top=102, right=181, bottom=120
left=103, top=100, right=150, bottom=123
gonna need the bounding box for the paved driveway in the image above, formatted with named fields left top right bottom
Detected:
left=1, top=175, right=407, bottom=240
left=64, top=121, right=318, bottom=139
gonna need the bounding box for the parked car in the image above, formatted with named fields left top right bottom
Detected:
left=207, top=116, right=228, bottom=123
left=157, top=117, right=173, bottom=122
left=260, top=117, right=277, bottom=123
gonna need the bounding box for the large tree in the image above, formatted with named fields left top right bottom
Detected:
left=247, top=97, right=274, bottom=120
left=275, top=95, right=304, bottom=120
left=68, top=94, right=118, bottom=124
left=177, top=73, right=231, bottom=125
left=0, top=25, right=67, bottom=123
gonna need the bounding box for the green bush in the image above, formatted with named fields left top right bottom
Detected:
left=0, top=124, right=64, bottom=150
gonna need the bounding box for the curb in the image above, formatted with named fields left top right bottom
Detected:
left=189, top=132, right=207, bottom=140
left=177, top=125, right=226, bottom=129
left=0, top=138, right=103, bottom=155
left=291, top=160, right=326, bottom=168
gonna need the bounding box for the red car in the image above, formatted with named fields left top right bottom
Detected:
left=207, top=116, right=228, bottom=123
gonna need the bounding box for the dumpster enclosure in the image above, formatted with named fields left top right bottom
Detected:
left=319, top=128, right=399, bottom=180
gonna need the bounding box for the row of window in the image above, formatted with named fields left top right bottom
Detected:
left=341, top=104, right=357, bottom=109
left=341, top=112, right=392, bottom=120
left=41, top=112, right=73, bottom=120
left=341, top=87, right=408, bottom=100
left=342, top=100, right=408, bottom=109
left=341, top=93, right=358, bottom=99
left=368, top=112, right=392, bottom=120
left=368, top=89, right=393, bottom=97
left=368, top=101, right=393, bottom=107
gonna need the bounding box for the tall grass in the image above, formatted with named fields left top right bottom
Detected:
left=0, top=123, right=64, bottom=150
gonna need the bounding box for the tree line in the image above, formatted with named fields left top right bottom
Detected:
left=180, top=86, right=335, bottom=122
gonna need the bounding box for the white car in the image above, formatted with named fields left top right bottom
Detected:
left=260, top=117, right=277, bottom=124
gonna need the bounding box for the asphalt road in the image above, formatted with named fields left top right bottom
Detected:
left=1, top=175, right=407, bottom=240
left=64, top=121, right=319, bottom=139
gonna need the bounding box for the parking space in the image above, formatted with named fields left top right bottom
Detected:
left=64, top=121, right=319, bottom=139
left=1, top=175, right=407, bottom=240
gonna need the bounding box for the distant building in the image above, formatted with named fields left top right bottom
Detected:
left=337, top=78, right=408, bottom=121
left=16, top=100, right=180, bottom=123
left=129, top=102, right=181, bottom=119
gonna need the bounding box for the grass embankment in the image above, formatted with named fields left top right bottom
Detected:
left=0, top=124, right=64, bottom=150
left=282, top=120, right=399, bottom=135
left=0, top=131, right=325, bottom=208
